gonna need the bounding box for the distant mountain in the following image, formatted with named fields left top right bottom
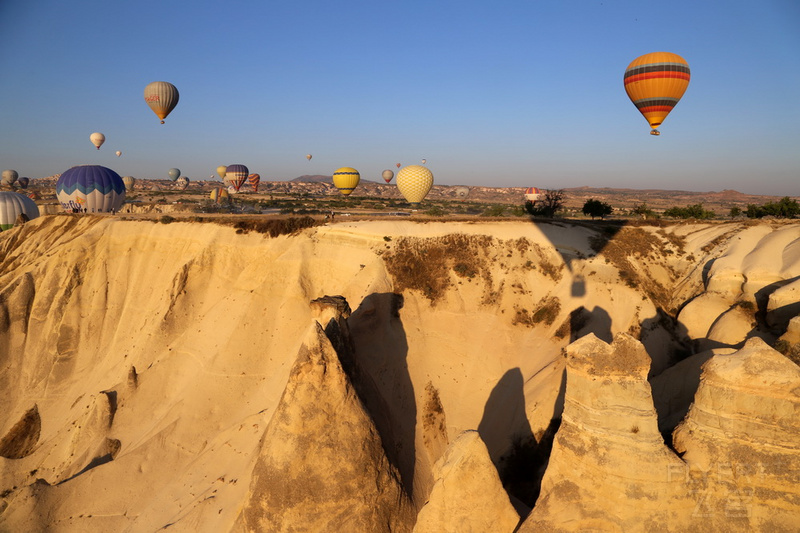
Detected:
left=292, top=175, right=331, bottom=183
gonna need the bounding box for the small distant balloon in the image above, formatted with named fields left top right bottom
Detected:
left=216, top=165, right=227, bottom=179
left=143, top=81, right=179, bottom=124
left=122, top=176, right=136, bottom=192
left=381, top=169, right=394, bottom=183
left=177, top=176, right=190, bottom=190
left=333, top=167, right=360, bottom=196
left=17, top=177, right=29, bottom=189
left=524, top=187, right=544, bottom=203
left=1, top=169, right=18, bottom=187
left=168, top=168, right=180, bottom=181
left=224, top=164, right=249, bottom=192
left=421, top=158, right=427, bottom=165
left=248, top=173, right=261, bottom=193
left=396, top=163, right=401, bottom=169
left=116, top=150, right=122, bottom=157
left=90, top=132, right=105, bottom=150
left=306, top=154, right=312, bottom=161
left=454, top=186, right=470, bottom=199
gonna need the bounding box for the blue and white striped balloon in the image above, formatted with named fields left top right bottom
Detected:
left=56, top=165, right=126, bottom=213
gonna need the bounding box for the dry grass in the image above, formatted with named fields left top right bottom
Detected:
left=230, top=216, right=321, bottom=237
left=591, top=226, right=677, bottom=310
left=382, top=234, right=493, bottom=303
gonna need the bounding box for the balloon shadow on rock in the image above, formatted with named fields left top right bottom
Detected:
left=478, top=367, right=566, bottom=516
left=345, top=293, right=417, bottom=501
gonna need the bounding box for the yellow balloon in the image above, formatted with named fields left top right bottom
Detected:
left=396, top=165, right=433, bottom=205
left=216, top=165, right=227, bottom=179
left=624, top=52, right=690, bottom=135
left=332, top=167, right=360, bottom=196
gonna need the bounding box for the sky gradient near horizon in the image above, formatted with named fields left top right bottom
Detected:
left=1, top=0, right=798, bottom=195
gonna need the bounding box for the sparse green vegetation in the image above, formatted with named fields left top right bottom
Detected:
left=663, top=204, right=715, bottom=220
left=745, top=197, right=800, bottom=219
left=582, top=199, right=613, bottom=220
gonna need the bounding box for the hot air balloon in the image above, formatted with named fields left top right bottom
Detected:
left=216, top=165, right=227, bottom=180
left=524, top=187, right=544, bottom=203
left=306, top=154, right=312, bottom=161
left=396, top=165, right=433, bottom=206
left=144, top=81, right=179, bottom=124
left=421, top=158, right=427, bottom=165
left=0, top=192, right=39, bottom=230
left=2, top=170, right=19, bottom=187
left=624, top=52, right=690, bottom=136
left=454, top=186, right=470, bottom=200
left=248, top=173, right=261, bottom=192
left=381, top=169, right=394, bottom=183
left=90, top=132, right=105, bottom=150
left=17, top=177, right=29, bottom=189
left=168, top=168, right=180, bottom=181
left=177, top=176, right=190, bottom=190
left=224, top=164, right=248, bottom=192
left=210, top=187, right=229, bottom=203
left=396, top=163, right=401, bottom=169
left=332, top=167, right=360, bottom=196
left=122, top=176, right=136, bottom=192
left=56, top=165, right=126, bottom=213
left=116, top=150, right=122, bottom=157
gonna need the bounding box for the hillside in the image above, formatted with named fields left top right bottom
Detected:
left=0, top=216, right=798, bottom=531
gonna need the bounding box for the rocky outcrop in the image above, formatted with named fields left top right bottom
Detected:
left=522, top=333, right=800, bottom=532
left=413, top=430, right=520, bottom=533
left=236, top=304, right=415, bottom=532
left=672, top=337, right=800, bottom=531
left=521, top=333, right=693, bottom=532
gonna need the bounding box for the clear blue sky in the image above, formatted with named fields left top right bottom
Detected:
left=1, top=0, right=798, bottom=195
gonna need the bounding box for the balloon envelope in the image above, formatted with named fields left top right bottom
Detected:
left=332, top=167, right=360, bottom=196
left=396, top=163, right=401, bottom=169
left=1, top=169, right=18, bottom=187
left=306, top=154, right=312, bottom=161
left=0, top=191, right=39, bottom=230
left=454, top=186, right=470, bottom=199
left=524, top=187, right=544, bottom=202
left=248, top=173, right=261, bottom=192
left=224, top=164, right=249, bottom=191
left=216, top=165, right=227, bottom=179
left=210, top=187, right=229, bottom=203
left=381, top=169, right=394, bottom=183
left=90, top=132, right=105, bottom=150
left=168, top=168, right=180, bottom=181
left=177, top=176, right=190, bottom=190
left=116, top=150, right=122, bottom=157
left=17, top=177, right=29, bottom=189
left=56, top=165, right=126, bottom=213
left=122, top=176, right=136, bottom=192
left=144, top=81, right=179, bottom=124
left=396, top=165, right=433, bottom=205
left=624, top=52, right=690, bottom=134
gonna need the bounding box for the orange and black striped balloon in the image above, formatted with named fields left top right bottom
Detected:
left=624, top=52, right=690, bottom=135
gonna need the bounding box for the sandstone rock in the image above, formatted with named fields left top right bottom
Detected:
left=521, top=334, right=693, bottom=532
left=677, top=292, right=734, bottom=342
left=705, top=304, right=755, bottom=349
left=672, top=337, right=800, bottom=531
left=236, top=320, right=415, bottom=532
left=413, top=430, right=520, bottom=533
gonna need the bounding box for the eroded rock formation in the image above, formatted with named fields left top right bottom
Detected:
left=237, top=301, right=415, bottom=532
